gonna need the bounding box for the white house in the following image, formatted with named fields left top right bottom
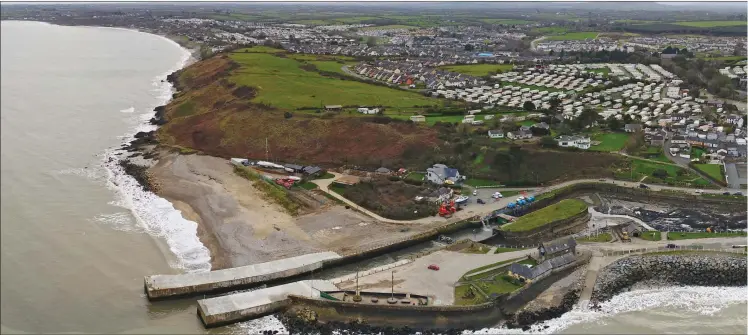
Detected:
left=426, top=164, right=464, bottom=185
left=410, top=115, right=426, bottom=122
left=556, top=135, right=592, bottom=149
left=507, top=129, right=533, bottom=140
left=357, top=107, right=380, bottom=114
left=488, top=130, right=504, bottom=139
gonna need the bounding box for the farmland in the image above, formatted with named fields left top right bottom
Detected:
left=674, top=21, right=747, bottom=28
left=439, top=63, right=515, bottom=76
left=480, top=19, right=533, bottom=25
left=544, top=32, right=599, bottom=41
left=500, top=199, right=588, bottom=232
left=361, top=24, right=416, bottom=30
left=228, top=48, right=440, bottom=110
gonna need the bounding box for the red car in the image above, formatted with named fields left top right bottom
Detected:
left=428, top=264, right=440, bottom=271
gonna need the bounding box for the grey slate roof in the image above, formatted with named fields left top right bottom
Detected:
left=541, top=237, right=576, bottom=255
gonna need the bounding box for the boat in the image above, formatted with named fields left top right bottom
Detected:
left=454, top=195, right=469, bottom=204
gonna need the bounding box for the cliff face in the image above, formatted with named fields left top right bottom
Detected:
left=156, top=55, right=440, bottom=168
left=591, top=254, right=747, bottom=303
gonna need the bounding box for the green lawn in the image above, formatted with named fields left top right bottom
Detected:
left=440, top=64, right=515, bottom=76
left=461, top=257, right=523, bottom=280
left=532, top=27, right=568, bottom=34
left=461, top=243, right=493, bottom=254
left=315, top=172, right=335, bottom=180
left=577, top=233, right=613, bottom=243
left=228, top=49, right=439, bottom=110
left=454, top=284, right=487, bottom=305
left=690, top=147, right=707, bottom=159
left=590, top=133, right=630, bottom=152
left=693, top=164, right=725, bottom=183
left=298, top=181, right=318, bottom=190
left=674, top=21, right=747, bottom=27
left=544, top=32, right=599, bottom=41
left=666, top=232, right=747, bottom=240
left=500, top=199, right=588, bottom=232
left=639, top=231, right=661, bottom=241
left=309, top=60, right=354, bottom=75
left=406, top=172, right=425, bottom=182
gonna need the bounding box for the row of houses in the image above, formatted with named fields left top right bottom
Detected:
left=353, top=60, right=485, bottom=89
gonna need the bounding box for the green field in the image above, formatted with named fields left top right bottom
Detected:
left=577, top=233, right=612, bottom=243
left=228, top=49, right=440, bottom=110
left=461, top=257, right=523, bottom=280
left=439, top=64, right=514, bottom=76
left=405, top=172, right=425, bottom=182
left=480, top=19, right=533, bottom=25
left=298, top=181, right=318, bottom=190
left=532, top=26, right=568, bottom=35
left=590, top=133, right=629, bottom=152
left=639, top=231, right=661, bottom=241
left=693, top=164, right=725, bottom=183
left=361, top=24, right=417, bottom=30
left=309, top=60, right=354, bottom=75
left=617, top=158, right=712, bottom=188
left=544, top=32, right=599, bottom=41
left=500, top=199, right=588, bottom=232
left=464, top=178, right=502, bottom=187
left=666, top=232, right=747, bottom=240
left=674, top=21, right=747, bottom=27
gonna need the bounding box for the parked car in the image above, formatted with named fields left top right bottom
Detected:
left=428, top=264, right=440, bottom=271
left=639, top=183, right=649, bottom=189
left=666, top=244, right=677, bottom=249
left=723, top=192, right=731, bottom=195
left=477, top=198, right=485, bottom=204
left=734, top=192, right=744, bottom=196
left=694, top=189, right=704, bottom=194
left=472, top=190, right=478, bottom=196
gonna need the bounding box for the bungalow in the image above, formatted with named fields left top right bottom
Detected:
left=507, top=129, right=533, bottom=140
left=426, top=164, right=464, bottom=185
left=649, top=135, right=665, bottom=146
left=325, top=105, right=343, bottom=112
left=357, top=107, right=380, bottom=114
left=488, top=130, right=504, bottom=139
left=538, top=237, right=577, bottom=259
left=303, top=166, right=322, bottom=176
left=624, top=124, right=643, bottom=133
left=284, top=163, right=305, bottom=173
left=410, top=115, right=426, bottom=122
left=671, top=135, right=687, bottom=145
left=375, top=167, right=392, bottom=174
left=556, top=135, right=591, bottom=150
left=532, top=122, right=550, bottom=130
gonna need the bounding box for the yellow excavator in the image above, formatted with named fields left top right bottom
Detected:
left=621, top=231, right=631, bottom=242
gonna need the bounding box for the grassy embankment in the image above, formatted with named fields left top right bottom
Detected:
left=233, top=166, right=301, bottom=215
left=674, top=21, right=746, bottom=27
left=666, top=231, right=747, bottom=241
left=500, top=199, right=588, bottom=232
left=612, top=158, right=712, bottom=188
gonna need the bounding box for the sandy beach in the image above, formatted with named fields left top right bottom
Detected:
left=148, top=152, right=429, bottom=270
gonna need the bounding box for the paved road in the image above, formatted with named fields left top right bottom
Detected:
left=313, top=173, right=735, bottom=225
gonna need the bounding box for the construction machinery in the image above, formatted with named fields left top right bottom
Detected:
left=621, top=231, right=631, bottom=243
left=438, top=200, right=457, bottom=218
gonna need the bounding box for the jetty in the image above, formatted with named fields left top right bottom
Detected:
left=197, top=280, right=338, bottom=328
left=144, top=251, right=341, bottom=300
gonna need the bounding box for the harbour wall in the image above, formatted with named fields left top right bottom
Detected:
left=591, top=253, right=747, bottom=303
left=496, top=212, right=591, bottom=244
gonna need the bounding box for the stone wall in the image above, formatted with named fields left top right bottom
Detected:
left=285, top=294, right=505, bottom=330
left=497, top=212, right=591, bottom=244
left=591, top=254, right=747, bottom=304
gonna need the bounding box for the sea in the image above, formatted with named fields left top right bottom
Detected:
left=0, top=20, right=745, bottom=335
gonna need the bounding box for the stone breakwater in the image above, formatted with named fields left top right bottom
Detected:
left=591, top=254, right=747, bottom=304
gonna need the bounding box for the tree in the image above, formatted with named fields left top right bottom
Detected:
left=608, top=117, right=622, bottom=132
left=652, top=168, right=668, bottom=179
left=523, top=101, right=536, bottom=112
left=540, top=136, right=557, bottom=148
left=366, top=37, right=377, bottom=48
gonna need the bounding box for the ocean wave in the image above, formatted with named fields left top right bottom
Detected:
left=90, top=211, right=142, bottom=233
left=232, top=316, right=288, bottom=335
left=97, top=41, right=212, bottom=273
left=120, top=107, right=135, bottom=113
left=466, top=286, right=747, bottom=335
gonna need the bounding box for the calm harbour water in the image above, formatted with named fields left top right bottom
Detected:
left=1, top=21, right=745, bottom=335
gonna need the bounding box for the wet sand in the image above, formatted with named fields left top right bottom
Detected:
left=148, top=152, right=428, bottom=269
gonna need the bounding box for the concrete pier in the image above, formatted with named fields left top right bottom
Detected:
left=144, top=251, right=341, bottom=300
left=197, top=280, right=338, bottom=328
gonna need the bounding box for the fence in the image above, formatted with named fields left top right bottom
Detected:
left=599, top=245, right=746, bottom=257
left=330, top=259, right=412, bottom=285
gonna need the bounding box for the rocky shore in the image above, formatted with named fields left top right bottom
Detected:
left=591, top=253, right=747, bottom=304
left=507, top=265, right=587, bottom=329
left=278, top=312, right=467, bottom=335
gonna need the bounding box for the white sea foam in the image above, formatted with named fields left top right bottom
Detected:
left=97, top=38, right=212, bottom=273
left=120, top=107, right=135, bottom=113
left=466, top=286, right=748, bottom=335
left=232, top=315, right=289, bottom=335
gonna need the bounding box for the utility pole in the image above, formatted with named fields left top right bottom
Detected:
left=265, top=137, right=269, bottom=162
